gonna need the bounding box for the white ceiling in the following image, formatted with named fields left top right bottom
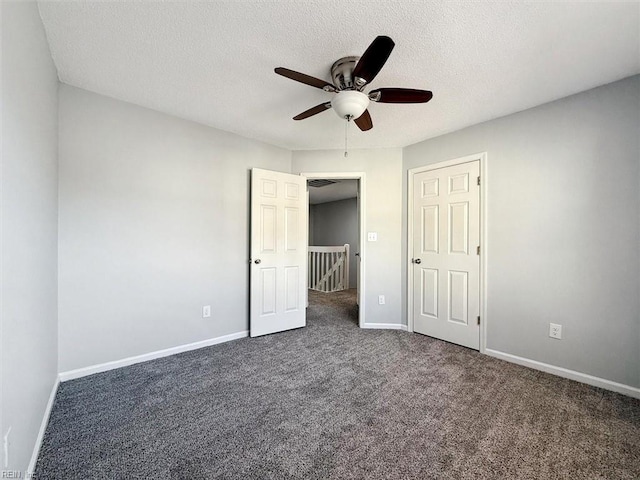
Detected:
left=308, top=179, right=358, bottom=205
left=37, top=1, right=640, bottom=151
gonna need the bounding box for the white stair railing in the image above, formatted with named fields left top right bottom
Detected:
left=308, top=244, right=350, bottom=292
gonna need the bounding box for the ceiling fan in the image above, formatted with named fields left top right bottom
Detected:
left=274, top=36, right=433, bottom=131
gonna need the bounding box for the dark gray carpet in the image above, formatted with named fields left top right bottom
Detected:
left=36, top=289, right=640, bottom=479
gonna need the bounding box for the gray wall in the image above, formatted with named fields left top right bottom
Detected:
left=58, top=85, right=291, bottom=372
left=292, top=149, right=403, bottom=326
left=310, top=198, right=358, bottom=288
left=1, top=1, right=59, bottom=472
left=403, top=75, right=640, bottom=388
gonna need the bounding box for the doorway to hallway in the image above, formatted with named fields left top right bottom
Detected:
left=303, top=173, right=366, bottom=327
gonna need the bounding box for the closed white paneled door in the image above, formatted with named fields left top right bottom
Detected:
left=412, top=161, right=480, bottom=349
left=250, top=168, right=307, bottom=337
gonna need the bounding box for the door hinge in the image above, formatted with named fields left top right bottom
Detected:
left=476, top=245, right=480, bottom=255
left=477, top=316, right=480, bottom=325
left=477, top=176, right=480, bottom=186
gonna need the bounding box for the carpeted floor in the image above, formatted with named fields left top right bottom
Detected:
left=36, top=289, right=640, bottom=479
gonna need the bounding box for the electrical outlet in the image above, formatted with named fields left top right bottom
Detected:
left=202, top=305, right=211, bottom=318
left=4, top=426, right=11, bottom=469
left=367, top=232, right=378, bottom=242
left=378, top=295, right=385, bottom=305
left=549, top=323, right=562, bottom=339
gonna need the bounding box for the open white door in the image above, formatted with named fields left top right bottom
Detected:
left=250, top=168, right=307, bottom=337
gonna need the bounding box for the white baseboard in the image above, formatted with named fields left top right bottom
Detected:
left=59, top=331, right=249, bottom=382
left=362, top=323, right=408, bottom=331
left=485, top=348, right=640, bottom=399
left=27, top=376, right=60, bottom=475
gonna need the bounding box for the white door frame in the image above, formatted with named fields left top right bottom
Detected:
left=407, top=153, right=488, bottom=352
left=300, top=172, right=366, bottom=328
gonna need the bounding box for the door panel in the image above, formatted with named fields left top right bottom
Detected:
left=251, top=168, right=307, bottom=337
left=449, top=202, right=468, bottom=254
left=284, top=207, right=299, bottom=251
left=284, top=266, right=300, bottom=311
left=448, top=270, right=468, bottom=324
left=422, top=205, right=439, bottom=253
left=261, top=268, right=277, bottom=316
left=412, top=161, right=480, bottom=349
left=421, top=268, right=438, bottom=317
left=261, top=205, right=277, bottom=252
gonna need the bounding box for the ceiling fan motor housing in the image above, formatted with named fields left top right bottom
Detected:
left=330, top=56, right=360, bottom=90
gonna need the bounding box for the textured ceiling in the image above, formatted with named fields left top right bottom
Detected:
left=37, top=1, right=640, bottom=151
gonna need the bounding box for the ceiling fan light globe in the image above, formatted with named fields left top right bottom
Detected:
left=331, top=91, right=370, bottom=120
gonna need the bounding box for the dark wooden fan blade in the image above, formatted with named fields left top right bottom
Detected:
left=370, top=88, right=433, bottom=103
left=275, top=67, right=334, bottom=90
left=352, top=36, right=395, bottom=85
left=293, top=102, right=332, bottom=120
left=354, top=109, right=373, bottom=131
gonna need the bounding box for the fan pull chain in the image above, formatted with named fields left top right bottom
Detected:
left=344, top=116, right=351, bottom=157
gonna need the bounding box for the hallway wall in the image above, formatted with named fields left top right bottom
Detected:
left=310, top=198, right=358, bottom=288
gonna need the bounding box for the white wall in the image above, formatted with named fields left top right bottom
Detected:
left=58, top=85, right=291, bottom=372
left=1, top=1, right=59, bottom=472
left=292, top=149, right=403, bottom=326
left=310, top=198, right=359, bottom=287
left=403, top=75, right=640, bottom=388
